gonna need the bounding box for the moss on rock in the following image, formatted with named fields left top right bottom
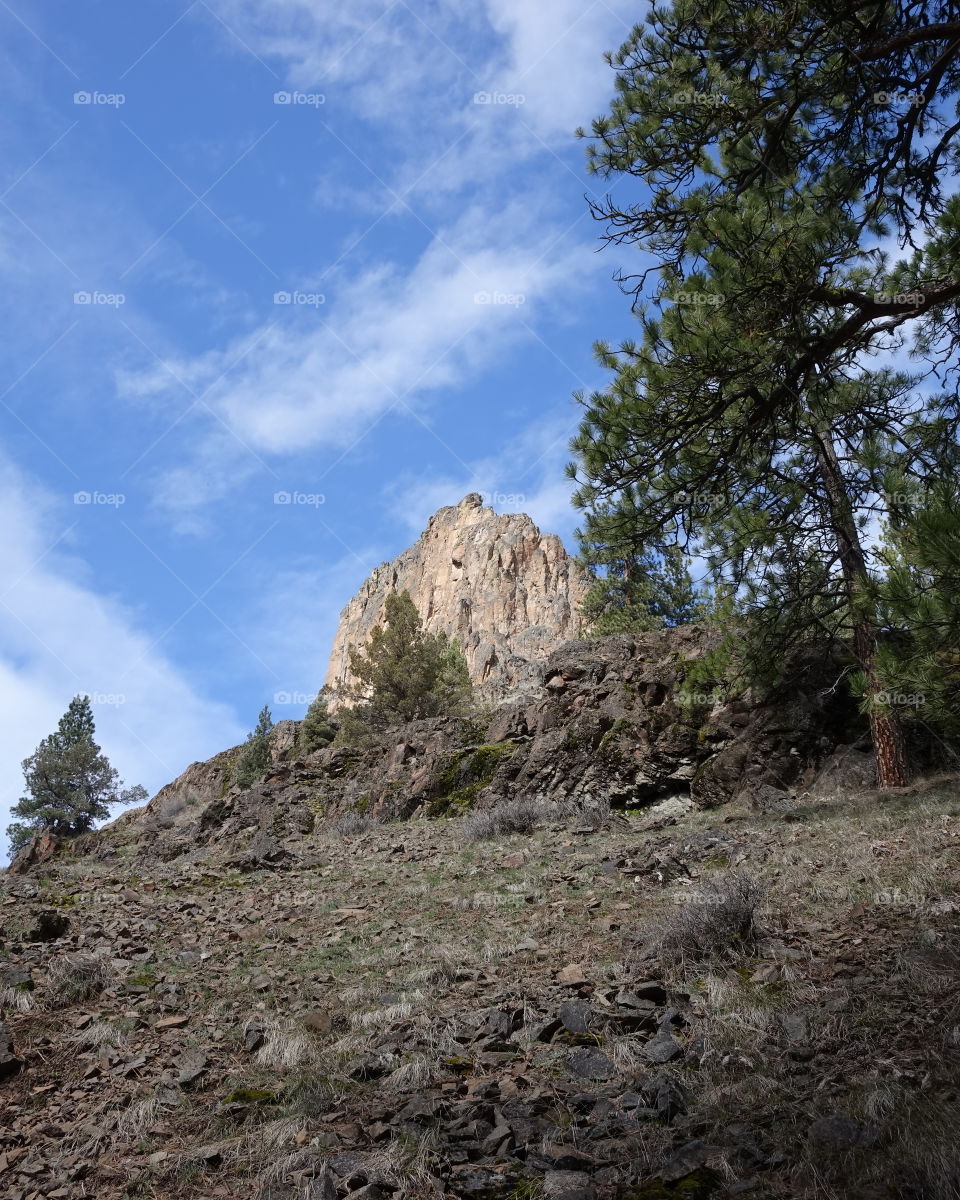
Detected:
left=427, top=742, right=516, bottom=816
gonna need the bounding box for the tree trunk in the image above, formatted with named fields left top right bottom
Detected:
left=812, top=423, right=909, bottom=788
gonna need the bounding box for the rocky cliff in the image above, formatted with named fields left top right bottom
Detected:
left=51, top=630, right=864, bottom=876
left=324, top=493, right=589, bottom=703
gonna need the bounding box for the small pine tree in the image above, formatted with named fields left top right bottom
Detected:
left=234, top=705, right=274, bottom=789
left=339, top=591, right=472, bottom=740
left=581, top=548, right=704, bottom=635
left=299, top=688, right=337, bottom=753
left=7, top=695, right=148, bottom=856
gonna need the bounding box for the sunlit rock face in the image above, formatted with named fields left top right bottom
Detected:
left=324, top=493, right=589, bottom=704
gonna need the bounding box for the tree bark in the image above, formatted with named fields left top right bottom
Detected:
left=812, top=422, right=909, bottom=788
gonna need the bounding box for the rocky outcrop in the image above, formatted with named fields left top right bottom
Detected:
left=82, top=631, right=863, bottom=870
left=324, top=493, right=589, bottom=704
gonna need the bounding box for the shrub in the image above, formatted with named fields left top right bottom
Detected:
left=339, top=591, right=473, bottom=742
left=299, top=688, right=337, bottom=753
left=631, top=870, right=765, bottom=970
left=45, top=953, right=111, bottom=1007
left=330, top=811, right=378, bottom=838
left=461, top=797, right=547, bottom=840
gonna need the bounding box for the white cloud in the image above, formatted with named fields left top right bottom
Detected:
left=481, top=0, right=632, bottom=139
left=122, top=202, right=597, bottom=520
left=385, top=407, right=582, bottom=547
left=209, top=0, right=631, bottom=137
left=0, top=456, right=245, bottom=855
left=208, top=0, right=481, bottom=114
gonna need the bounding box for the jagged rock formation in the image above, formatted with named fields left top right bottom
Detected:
left=76, top=631, right=862, bottom=872
left=324, top=493, right=589, bottom=703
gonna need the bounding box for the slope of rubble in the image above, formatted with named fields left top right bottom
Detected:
left=3, top=771, right=960, bottom=1200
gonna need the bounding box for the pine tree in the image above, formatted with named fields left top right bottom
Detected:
left=234, top=705, right=274, bottom=789
left=339, top=591, right=472, bottom=740
left=869, top=472, right=960, bottom=743
left=578, top=498, right=704, bottom=633
left=568, top=1, right=960, bottom=787
left=299, top=688, right=337, bottom=753
left=7, top=695, right=148, bottom=856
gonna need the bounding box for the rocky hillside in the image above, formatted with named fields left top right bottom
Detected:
left=45, top=629, right=866, bottom=876
left=324, top=494, right=588, bottom=704
left=3, top=768, right=960, bottom=1200
left=4, top=629, right=955, bottom=1200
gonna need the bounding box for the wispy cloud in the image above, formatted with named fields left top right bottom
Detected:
left=385, top=407, right=583, bottom=545
left=120, top=201, right=597, bottom=522
left=0, top=454, right=244, bottom=850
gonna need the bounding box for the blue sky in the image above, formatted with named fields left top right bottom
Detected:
left=0, top=0, right=644, bottom=846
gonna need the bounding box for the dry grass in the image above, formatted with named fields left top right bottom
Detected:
left=44, top=953, right=111, bottom=1007
left=256, top=1020, right=314, bottom=1069
left=1, top=985, right=33, bottom=1012
left=329, top=811, right=379, bottom=838
left=462, top=794, right=613, bottom=840
left=68, top=1020, right=128, bottom=1049
left=117, top=1093, right=181, bottom=1138
left=631, top=870, right=765, bottom=972
left=384, top=1052, right=433, bottom=1092
left=350, top=993, right=422, bottom=1029
left=461, top=796, right=546, bottom=840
